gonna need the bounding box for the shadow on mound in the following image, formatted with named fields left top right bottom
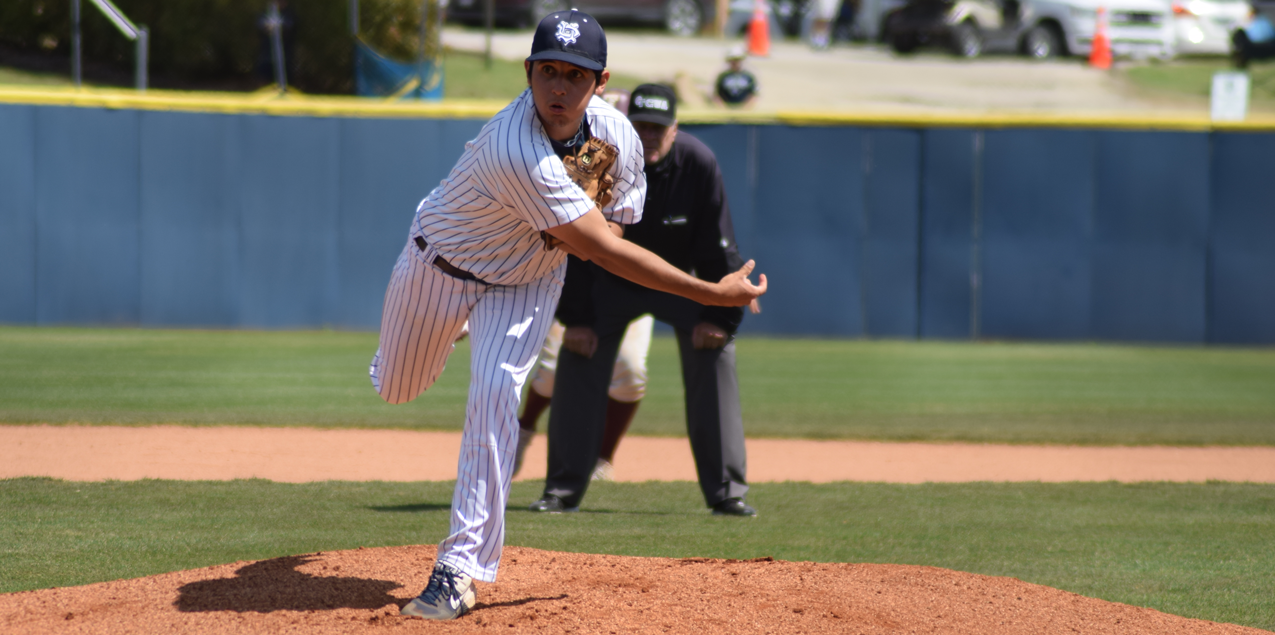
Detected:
left=477, top=593, right=569, bottom=611
left=175, top=555, right=403, bottom=613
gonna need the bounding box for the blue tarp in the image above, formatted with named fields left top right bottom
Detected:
left=354, top=38, right=443, bottom=100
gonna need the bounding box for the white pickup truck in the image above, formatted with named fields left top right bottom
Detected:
left=861, top=0, right=1176, bottom=59
left=1042, top=0, right=1176, bottom=58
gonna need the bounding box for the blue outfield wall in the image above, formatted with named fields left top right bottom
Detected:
left=0, top=105, right=37, bottom=325
left=918, top=128, right=977, bottom=340
left=1, top=102, right=1272, bottom=344
left=1209, top=132, right=1275, bottom=344
left=980, top=129, right=1096, bottom=341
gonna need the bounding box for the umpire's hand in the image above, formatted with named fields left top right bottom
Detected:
left=692, top=322, right=729, bottom=349
left=563, top=326, right=599, bottom=358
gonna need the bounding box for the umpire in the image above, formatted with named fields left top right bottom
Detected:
left=531, top=84, right=756, bottom=517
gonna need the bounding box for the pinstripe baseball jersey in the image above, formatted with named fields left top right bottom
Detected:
left=412, top=89, right=645, bottom=287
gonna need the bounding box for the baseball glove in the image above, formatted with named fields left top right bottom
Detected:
left=563, top=136, right=618, bottom=209
left=541, top=136, right=619, bottom=251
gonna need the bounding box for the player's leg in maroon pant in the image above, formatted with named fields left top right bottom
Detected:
left=518, top=390, right=552, bottom=433
left=597, top=398, right=640, bottom=464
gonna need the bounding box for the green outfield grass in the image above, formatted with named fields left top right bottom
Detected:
left=441, top=48, right=646, bottom=100
left=0, top=50, right=644, bottom=101
left=0, top=66, right=73, bottom=86
left=1123, top=59, right=1275, bottom=109
left=438, top=48, right=532, bottom=100
left=1, top=478, right=1272, bottom=630
left=1, top=326, right=1273, bottom=445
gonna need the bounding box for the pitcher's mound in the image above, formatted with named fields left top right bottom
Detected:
left=0, top=545, right=1261, bottom=635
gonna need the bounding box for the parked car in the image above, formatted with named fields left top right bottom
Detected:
left=856, top=0, right=911, bottom=41
left=1171, top=0, right=1250, bottom=55
left=445, top=0, right=713, bottom=36
left=1066, top=0, right=1177, bottom=59
left=885, top=0, right=1021, bottom=56
left=882, top=0, right=1174, bottom=59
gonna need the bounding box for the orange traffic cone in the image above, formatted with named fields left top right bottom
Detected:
left=748, top=0, right=770, bottom=57
left=1089, top=7, right=1112, bottom=69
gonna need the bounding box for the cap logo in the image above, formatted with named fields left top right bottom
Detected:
left=555, top=21, right=581, bottom=45
left=722, top=74, right=751, bottom=93
left=634, top=95, right=670, bottom=111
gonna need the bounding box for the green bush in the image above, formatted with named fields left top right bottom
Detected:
left=0, top=0, right=439, bottom=93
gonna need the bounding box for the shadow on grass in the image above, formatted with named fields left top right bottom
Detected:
left=367, top=502, right=678, bottom=516
left=175, top=555, right=404, bottom=613
left=506, top=506, right=679, bottom=516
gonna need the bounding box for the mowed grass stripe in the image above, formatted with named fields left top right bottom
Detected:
left=1, top=326, right=1273, bottom=445
left=710, top=338, right=1275, bottom=444
left=1, top=478, right=1272, bottom=630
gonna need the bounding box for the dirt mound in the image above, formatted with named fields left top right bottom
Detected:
left=1, top=545, right=1261, bottom=635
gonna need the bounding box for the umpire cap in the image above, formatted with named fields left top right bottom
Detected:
left=627, top=84, right=677, bottom=126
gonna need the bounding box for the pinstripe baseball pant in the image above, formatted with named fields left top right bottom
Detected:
left=370, top=238, right=562, bottom=582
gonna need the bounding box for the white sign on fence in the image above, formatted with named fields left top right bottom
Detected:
left=1211, top=72, right=1250, bottom=121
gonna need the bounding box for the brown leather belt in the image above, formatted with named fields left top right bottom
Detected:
left=415, top=236, right=484, bottom=283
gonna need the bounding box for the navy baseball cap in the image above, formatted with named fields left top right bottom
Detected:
left=527, top=10, right=607, bottom=72
left=627, top=84, right=677, bottom=126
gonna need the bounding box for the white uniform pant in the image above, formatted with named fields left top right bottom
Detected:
left=529, top=315, right=654, bottom=404
left=370, top=239, right=561, bottom=582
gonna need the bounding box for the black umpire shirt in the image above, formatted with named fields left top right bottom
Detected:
left=715, top=69, right=757, bottom=105
left=556, top=131, right=747, bottom=334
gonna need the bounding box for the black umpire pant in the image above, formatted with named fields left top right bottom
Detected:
left=543, top=271, right=749, bottom=509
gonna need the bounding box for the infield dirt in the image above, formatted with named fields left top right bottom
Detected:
left=5, top=424, right=1275, bottom=483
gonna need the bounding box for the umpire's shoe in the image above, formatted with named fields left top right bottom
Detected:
left=712, top=498, right=758, bottom=517
left=401, top=563, right=476, bottom=620
left=529, top=494, right=579, bottom=513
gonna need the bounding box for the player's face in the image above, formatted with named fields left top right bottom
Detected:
left=526, top=60, right=609, bottom=142
left=632, top=121, right=678, bottom=166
